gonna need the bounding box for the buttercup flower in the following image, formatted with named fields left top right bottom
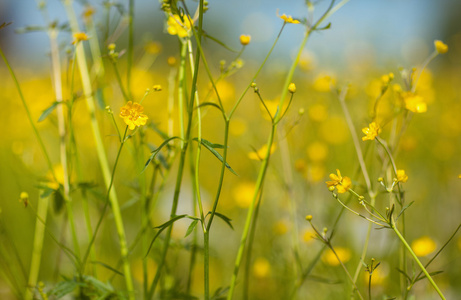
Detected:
left=167, top=14, right=193, bottom=38
left=248, top=144, right=276, bottom=160
left=434, top=40, right=448, bottom=54
left=120, top=101, right=148, bottom=130
left=72, top=32, right=89, bottom=44
left=278, top=13, right=300, bottom=24
left=326, top=169, right=351, bottom=194
left=362, top=122, right=381, bottom=141
left=402, top=92, right=427, bottom=113
left=239, top=34, right=251, bottom=46
left=411, top=236, right=436, bottom=257
left=288, top=83, right=296, bottom=93
left=396, top=169, right=408, bottom=183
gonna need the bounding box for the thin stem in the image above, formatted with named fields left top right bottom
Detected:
left=391, top=223, right=446, bottom=300
left=24, top=194, right=50, bottom=300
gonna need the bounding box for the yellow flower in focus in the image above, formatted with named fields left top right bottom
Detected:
left=120, top=101, right=148, bottom=130
left=402, top=92, right=427, bottom=113
left=72, top=32, right=89, bottom=44
left=239, top=34, right=251, bottom=45
left=322, top=247, right=351, bottom=266
left=249, top=144, right=276, bottom=160
left=411, top=236, right=436, bottom=257
left=279, top=13, right=300, bottom=24
left=167, top=14, right=193, bottom=38
left=362, top=122, right=381, bottom=141
left=396, top=169, right=408, bottom=183
left=253, top=257, right=271, bottom=278
left=434, top=40, right=448, bottom=54
left=233, top=182, right=255, bottom=208
left=326, top=169, right=351, bottom=194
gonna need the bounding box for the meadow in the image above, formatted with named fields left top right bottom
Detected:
left=1, top=0, right=461, bottom=299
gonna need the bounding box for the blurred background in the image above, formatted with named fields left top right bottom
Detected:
left=1, top=0, right=461, bottom=299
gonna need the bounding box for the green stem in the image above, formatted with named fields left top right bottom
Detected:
left=391, top=223, right=446, bottom=299
left=127, top=0, right=134, bottom=99
left=24, top=194, right=50, bottom=300
left=63, top=1, right=134, bottom=296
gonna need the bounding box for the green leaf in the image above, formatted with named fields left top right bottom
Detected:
left=415, top=270, right=443, bottom=283
left=211, top=286, right=229, bottom=300
left=0, top=22, right=12, bottom=30
left=395, top=268, right=412, bottom=282
left=143, top=137, right=181, bottom=172
left=316, top=22, right=331, bottom=30
left=197, top=102, right=223, bottom=112
left=49, top=279, right=79, bottom=298
left=53, top=189, right=65, bottom=214
left=213, top=212, right=234, bottom=230
left=38, top=101, right=59, bottom=122
left=148, top=122, right=170, bottom=140
left=90, top=261, right=124, bottom=277
left=203, top=32, right=239, bottom=53
left=145, top=214, right=188, bottom=257
left=185, top=219, right=199, bottom=237
left=195, top=138, right=237, bottom=176
left=397, top=201, right=414, bottom=219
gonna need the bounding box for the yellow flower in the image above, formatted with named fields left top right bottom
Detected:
left=19, top=192, right=29, bottom=207
left=233, top=182, right=255, bottom=208
left=120, top=101, right=148, bottom=130
left=313, top=74, right=335, bottom=92
left=434, top=40, right=448, bottom=54
left=326, top=169, right=351, bottom=194
left=396, top=169, right=408, bottom=183
left=401, top=91, right=427, bottom=113
left=362, top=122, right=381, bottom=141
left=288, top=83, right=296, bottom=93
left=411, top=236, right=436, bottom=257
left=144, top=41, right=162, bottom=54
left=72, top=32, right=89, bottom=44
left=279, top=13, right=300, bottom=24
left=307, top=141, right=328, bottom=162
left=253, top=257, right=271, bottom=278
left=167, top=14, right=193, bottom=38
left=273, top=220, right=289, bottom=235
left=322, top=247, right=351, bottom=266
left=248, top=144, right=276, bottom=160
left=239, top=34, right=251, bottom=45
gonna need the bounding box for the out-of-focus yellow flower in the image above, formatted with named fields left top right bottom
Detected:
left=294, top=159, right=307, bottom=173
left=72, top=32, right=89, bottom=44
left=302, top=228, right=316, bottom=244
left=278, top=13, right=300, bottom=24
left=308, top=104, right=328, bottom=122
left=273, top=220, right=289, bottom=235
left=19, top=192, right=29, bottom=207
left=396, top=169, right=408, bottom=183
left=381, top=72, right=394, bottom=85
left=326, top=169, right=351, bottom=194
left=253, top=257, right=271, bottom=278
left=362, top=122, right=381, bottom=141
left=313, top=74, right=335, bottom=92
left=167, top=56, right=176, bottom=66
left=288, top=83, right=296, bottom=93
left=364, top=264, right=388, bottom=286
left=249, top=144, right=276, bottom=160
left=434, top=40, right=448, bottom=54
left=322, top=247, right=351, bottom=266
left=308, top=164, right=325, bottom=182
left=229, top=118, right=247, bottom=136
left=320, top=116, right=349, bottom=145
left=145, top=41, right=162, bottom=54
left=120, top=101, right=148, bottom=130
left=401, top=91, right=427, bottom=113
left=233, top=182, right=255, bottom=208
left=83, top=6, right=95, bottom=19
left=46, top=165, right=65, bottom=190
left=167, top=14, right=193, bottom=38
left=411, top=236, right=436, bottom=257
left=239, top=34, right=251, bottom=45
left=307, top=141, right=328, bottom=162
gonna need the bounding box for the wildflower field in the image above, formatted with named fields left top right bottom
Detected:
left=1, top=0, right=461, bottom=299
